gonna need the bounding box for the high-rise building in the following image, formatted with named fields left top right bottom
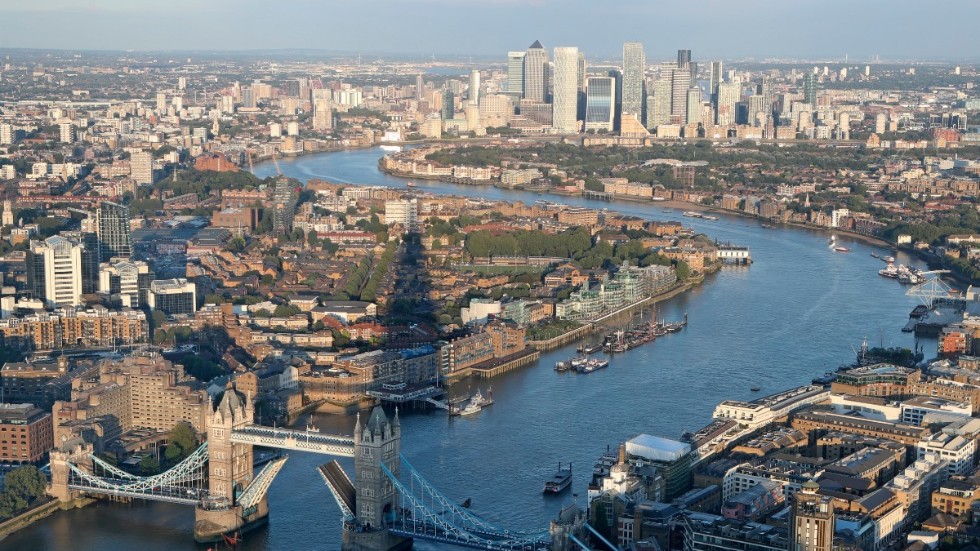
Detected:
left=416, top=74, right=424, bottom=102
left=803, top=73, right=818, bottom=106
left=384, top=198, right=419, bottom=231
left=585, top=76, right=616, bottom=132
left=1, top=200, right=13, bottom=227
left=686, top=87, right=703, bottom=126
left=97, top=201, right=133, bottom=260
left=717, top=79, right=741, bottom=126
left=0, top=123, right=14, bottom=145
left=468, top=69, right=481, bottom=105
left=648, top=75, right=673, bottom=129
left=621, top=42, right=646, bottom=126
left=272, top=177, right=297, bottom=236
left=506, top=51, right=525, bottom=100
left=677, top=49, right=692, bottom=68
left=130, top=150, right=153, bottom=185
left=99, top=258, right=152, bottom=309
left=552, top=47, right=580, bottom=134
left=59, top=122, right=75, bottom=144
left=31, top=236, right=84, bottom=308
left=523, top=40, right=549, bottom=103
left=156, top=92, right=167, bottom=112
left=178, top=76, right=187, bottom=90
left=147, top=278, right=197, bottom=315
left=312, top=97, right=332, bottom=132
left=789, top=480, right=834, bottom=551
left=441, top=89, right=455, bottom=120
left=669, top=63, right=691, bottom=123
left=709, top=61, right=724, bottom=108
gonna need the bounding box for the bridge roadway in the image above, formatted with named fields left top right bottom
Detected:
left=66, top=480, right=206, bottom=506
left=230, top=425, right=355, bottom=456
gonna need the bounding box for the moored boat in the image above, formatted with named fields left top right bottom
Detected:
left=543, top=463, right=572, bottom=494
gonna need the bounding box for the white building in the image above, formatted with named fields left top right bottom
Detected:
left=147, top=278, right=197, bottom=316
left=712, top=386, right=829, bottom=431
left=831, top=208, right=849, bottom=228
left=384, top=198, right=419, bottom=230
left=0, top=123, right=13, bottom=145
left=59, top=122, right=75, bottom=144
left=916, top=432, right=975, bottom=476
left=130, top=151, right=153, bottom=185
left=461, top=299, right=502, bottom=325
left=552, top=47, right=580, bottom=134
left=99, top=259, right=151, bottom=309
left=33, top=236, right=84, bottom=308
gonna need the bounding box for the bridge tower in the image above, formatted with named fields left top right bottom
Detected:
left=48, top=441, right=95, bottom=503
left=194, top=388, right=267, bottom=542
left=344, top=406, right=412, bottom=551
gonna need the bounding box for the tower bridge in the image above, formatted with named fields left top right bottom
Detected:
left=48, top=389, right=580, bottom=550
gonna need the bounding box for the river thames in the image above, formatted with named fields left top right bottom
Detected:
left=3, top=146, right=934, bottom=551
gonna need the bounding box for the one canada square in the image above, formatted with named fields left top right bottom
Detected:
left=621, top=42, right=646, bottom=126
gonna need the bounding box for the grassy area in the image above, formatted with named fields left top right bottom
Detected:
left=527, top=319, right=582, bottom=341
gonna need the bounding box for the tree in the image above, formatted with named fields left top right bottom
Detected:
left=139, top=455, right=160, bottom=475
left=4, top=465, right=46, bottom=505
left=169, top=422, right=197, bottom=454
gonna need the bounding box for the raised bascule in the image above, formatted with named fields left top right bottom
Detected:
left=49, top=388, right=582, bottom=550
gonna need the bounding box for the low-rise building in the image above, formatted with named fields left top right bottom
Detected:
left=0, top=403, right=54, bottom=465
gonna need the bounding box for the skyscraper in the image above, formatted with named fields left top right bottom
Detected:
left=584, top=76, right=616, bottom=132
left=803, top=73, right=818, bottom=106
left=789, top=480, right=834, bottom=551
left=686, top=87, right=702, bottom=126
left=468, top=69, right=481, bottom=105
left=272, top=177, right=297, bottom=236
left=506, top=51, right=525, bottom=100
left=523, top=41, right=549, bottom=103
left=416, top=74, right=424, bottom=102
left=677, top=49, right=691, bottom=68
left=716, top=79, right=741, bottom=126
left=647, top=75, right=673, bottom=130
left=441, top=89, right=455, bottom=120
left=709, top=61, right=724, bottom=108
left=552, top=47, right=580, bottom=134
left=97, top=201, right=133, bottom=260
left=622, top=42, right=646, bottom=126
left=668, top=63, right=691, bottom=123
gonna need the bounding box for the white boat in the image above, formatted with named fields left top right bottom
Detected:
left=459, top=402, right=482, bottom=416
left=379, top=145, right=403, bottom=152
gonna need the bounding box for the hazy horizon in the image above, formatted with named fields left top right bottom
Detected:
left=1, top=0, right=978, bottom=62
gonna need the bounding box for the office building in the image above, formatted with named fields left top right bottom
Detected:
left=621, top=42, right=646, bottom=126
left=415, top=74, right=424, bottom=101
left=30, top=236, right=84, bottom=308
left=552, top=47, right=580, bottom=134
left=524, top=40, right=549, bottom=103
left=147, top=278, right=197, bottom=315
left=130, top=150, right=153, bottom=185
left=789, top=480, right=834, bottom=551
left=98, top=258, right=152, bottom=309
left=709, top=61, right=723, bottom=106
left=506, top=51, right=525, bottom=99
left=0, top=404, right=54, bottom=465
left=677, top=49, right=692, bottom=69
left=669, top=63, right=691, bottom=122
left=585, top=76, right=616, bottom=132
left=97, top=201, right=132, bottom=260
left=468, top=69, right=481, bottom=105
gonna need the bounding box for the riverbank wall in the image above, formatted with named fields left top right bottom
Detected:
left=0, top=496, right=93, bottom=539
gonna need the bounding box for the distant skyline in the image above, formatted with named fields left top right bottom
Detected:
left=1, top=0, right=979, bottom=62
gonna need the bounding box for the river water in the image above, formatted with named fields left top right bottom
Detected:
left=3, top=147, right=932, bottom=551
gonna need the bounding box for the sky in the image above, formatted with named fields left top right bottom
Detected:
left=1, top=0, right=979, bottom=62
